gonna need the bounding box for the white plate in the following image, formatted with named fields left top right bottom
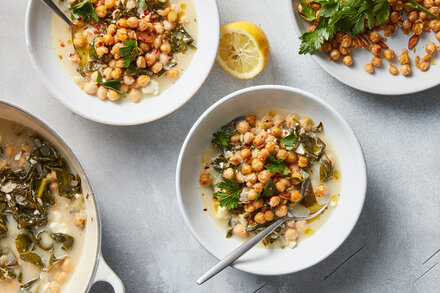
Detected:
left=288, top=0, right=440, bottom=95
left=25, top=0, right=219, bottom=125
left=176, top=85, right=367, bottom=275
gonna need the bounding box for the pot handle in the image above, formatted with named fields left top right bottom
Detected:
left=93, top=254, right=125, bottom=293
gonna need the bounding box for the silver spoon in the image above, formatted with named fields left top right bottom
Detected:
left=39, top=0, right=73, bottom=27
left=197, top=201, right=330, bottom=285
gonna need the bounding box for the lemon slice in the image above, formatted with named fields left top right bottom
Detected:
left=217, top=21, right=270, bottom=79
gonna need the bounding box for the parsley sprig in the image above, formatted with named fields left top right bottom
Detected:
left=299, top=0, right=390, bottom=54
left=119, top=40, right=144, bottom=68
left=264, top=156, right=291, bottom=175
left=69, top=0, right=99, bottom=22
left=101, top=79, right=126, bottom=97
left=214, top=179, right=242, bottom=209
left=280, top=132, right=298, bottom=151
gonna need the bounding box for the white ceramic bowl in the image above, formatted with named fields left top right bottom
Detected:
left=25, top=0, right=219, bottom=125
left=0, top=101, right=124, bottom=292
left=288, top=0, right=440, bottom=95
left=176, top=85, right=367, bottom=275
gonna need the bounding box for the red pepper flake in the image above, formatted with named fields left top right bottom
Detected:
left=204, top=166, right=209, bottom=170
left=306, top=189, right=311, bottom=193
left=94, top=31, right=97, bottom=35
left=69, top=53, right=74, bottom=58
left=226, top=191, right=231, bottom=194
left=60, top=42, right=65, bottom=47
left=203, top=208, right=207, bottom=211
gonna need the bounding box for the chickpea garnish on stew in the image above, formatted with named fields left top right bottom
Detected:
left=199, top=111, right=341, bottom=249
left=297, top=0, right=440, bottom=76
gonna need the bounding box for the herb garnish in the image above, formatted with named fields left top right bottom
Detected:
left=280, top=132, right=298, bottom=151
left=262, top=180, right=276, bottom=197
left=212, top=119, right=240, bottom=150
left=390, top=0, right=439, bottom=19
left=69, top=0, right=99, bottom=22
left=299, top=0, right=390, bottom=54
left=96, top=70, right=102, bottom=83
left=118, top=40, right=143, bottom=68
left=264, top=156, right=291, bottom=175
left=101, top=79, right=126, bottom=97
left=214, top=179, right=241, bottom=209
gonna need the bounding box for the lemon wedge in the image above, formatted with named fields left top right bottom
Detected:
left=217, top=21, right=270, bottom=79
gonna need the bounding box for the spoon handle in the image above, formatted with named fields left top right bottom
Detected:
left=197, top=217, right=286, bottom=285
left=39, top=0, right=72, bottom=26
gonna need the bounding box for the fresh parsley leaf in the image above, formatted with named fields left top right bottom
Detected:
left=262, top=180, right=276, bottom=197
left=264, top=156, right=291, bottom=175
left=119, top=40, right=143, bottom=68
left=299, top=18, right=336, bottom=54
left=69, top=0, right=99, bottom=22
left=96, top=71, right=102, bottom=83
left=280, top=132, right=298, bottom=151
left=286, top=176, right=304, bottom=183
left=214, top=179, right=241, bottom=209
left=101, top=79, right=126, bottom=97
left=211, top=119, right=240, bottom=150
left=299, top=0, right=317, bottom=21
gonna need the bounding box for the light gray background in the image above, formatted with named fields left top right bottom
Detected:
left=2, top=0, right=440, bottom=292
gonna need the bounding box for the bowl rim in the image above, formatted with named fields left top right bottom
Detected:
left=0, top=100, right=102, bottom=289
left=175, top=85, right=367, bottom=275
left=286, top=0, right=439, bottom=96
left=24, top=0, right=220, bottom=126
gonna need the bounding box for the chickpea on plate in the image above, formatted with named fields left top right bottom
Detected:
left=199, top=111, right=341, bottom=249
left=52, top=0, right=197, bottom=103
left=297, top=0, right=440, bottom=75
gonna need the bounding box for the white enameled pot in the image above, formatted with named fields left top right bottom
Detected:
left=0, top=101, right=124, bottom=292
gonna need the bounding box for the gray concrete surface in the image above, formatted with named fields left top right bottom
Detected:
left=2, top=0, right=440, bottom=292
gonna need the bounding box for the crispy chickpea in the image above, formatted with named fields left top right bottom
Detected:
left=152, top=62, right=163, bottom=74
left=257, top=149, right=270, bottom=162
left=236, top=121, right=250, bottom=134
left=241, top=164, right=252, bottom=175
left=384, top=24, right=395, bottom=36
left=276, top=149, right=288, bottom=161
left=270, top=126, right=282, bottom=137
left=285, top=229, right=298, bottom=241
left=167, top=10, right=178, bottom=22
left=264, top=142, right=277, bottom=155
left=47, top=281, right=61, bottom=293
left=120, top=84, right=129, bottom=93
left=122, top=75, right=134, bottom=86
left=419, top=61, right=430, bottom=71
left=230, top=134, right=241, bottom=143
left=245, top=189, right=257, bottom=201
left=159, top=42, right=171, bottom=54
left=254, top=198, right=264, bottom=209
left=330, top=49, right=341, bottom=61
left=127, top=88, right=141, bottom=103
left=253, top=183, right=264, bottom=194
left=135, top=56, right=146, bottom=69
left=390, top=11, right=401, bottom=23
left=96, top=46, right=109, bottom=58
left=399, top=50, right=410, bottom=65
left=424, top=0, right=434, bottom=8
left=95, top=5, right=107, bottom=18
left=229, top=155, right=240, bottom=166
left=21, top=143, right=32, bottom=154
left=342, top=55, right=353, bottom=66
left=384, top=49, right=395, bottom=61
left=275, top=204, right=288, bottom=218
left=315, top=184, right=328, bottom=197
left=400, top=64, right=411, bottom=76
left=110, top=43, right=123, bottom=58
left=286, top=151, right=297, bottom=163
left=104, top=0, right=115, bottom=8
left=246, top=114, right=256, bottom=126
left=430, top=20, right=440, bottom=32
left=290, top=189, right=301, bottom=203
left=238, top=150, right=250, bottom=162
left=233, top=224, right=247, bottom=237
left=371, top=56, right=382, bottom=67
left=412, top=21, right=424, bottom=35
left=84, top=82, right=98, bottom=95
left=262, top=115, right=274, bottom=128
left=244, top=203, right=255, bottom=213
left=264, top=210, right=274, bottom=221
left=369, top=30, right=380, bottom=43
left=426, top=42, right=437, bottom=55
left=269, top=196, right=281, bottom=207
left=340, top=34, right=352, bottom=48
left=117, top=18, right=128, bottom=28
left=364, top=63, right=374, bottom=73
left=111, top=68, right=122, bottom=79
left=137, top=75, right=151, bottom=87
left=253, top=134, right=265, bottom=146
left=236, top=172, right=246, bottom=184
left=371, top=44, right=381, bottom=56
left=255, top=121, right=267, bottom=130
left=97, top=86, right=107, bottom=100
left=154, top=23, right=165, bottom=34
left=126, top=17, right=138, bottom=29
left=258, top=170, right=272, bottom=184
left=437, top=31, right=440, bottom=41
left=74, top=213, right=87, bottom=227
left=107, top=24, right=117, bottom=35
left=73, top=34, right=87, bottom=48
left=243, top=132, right=255, bottom=145
left=145, top=53, right=157, bottom=66
left=389, top=64, right=399, bottom=75
left=408, top=11, right=418, bottom=23
left=275, top=181, right=286, bottom=192
left=107, top=89, right=120, bottom=101
left=254, top=212, right=266, bottom=224
left=102, top=34, right=115, bottom=46
left=116, top=28, right=128, bottom=42
left=199, top=173, right=211, bottom=186
left=298, top=156, right=308, bottom=168
left=223, top=168, right=234, bottom=180
left=419, top=12, right=428, bottom=21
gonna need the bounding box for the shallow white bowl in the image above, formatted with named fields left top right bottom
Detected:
left=176, top=85, right=367, bottom=275
left=25, top=0, right=219, bottom=125
left=288, top=0, right=440, bottom=95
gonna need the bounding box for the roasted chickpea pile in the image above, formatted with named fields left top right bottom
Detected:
left=199, top=111, right=340, bottom=248
left=67, top=0, right=195, bottom=102
left=299, top=1, right=440, bottom=76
